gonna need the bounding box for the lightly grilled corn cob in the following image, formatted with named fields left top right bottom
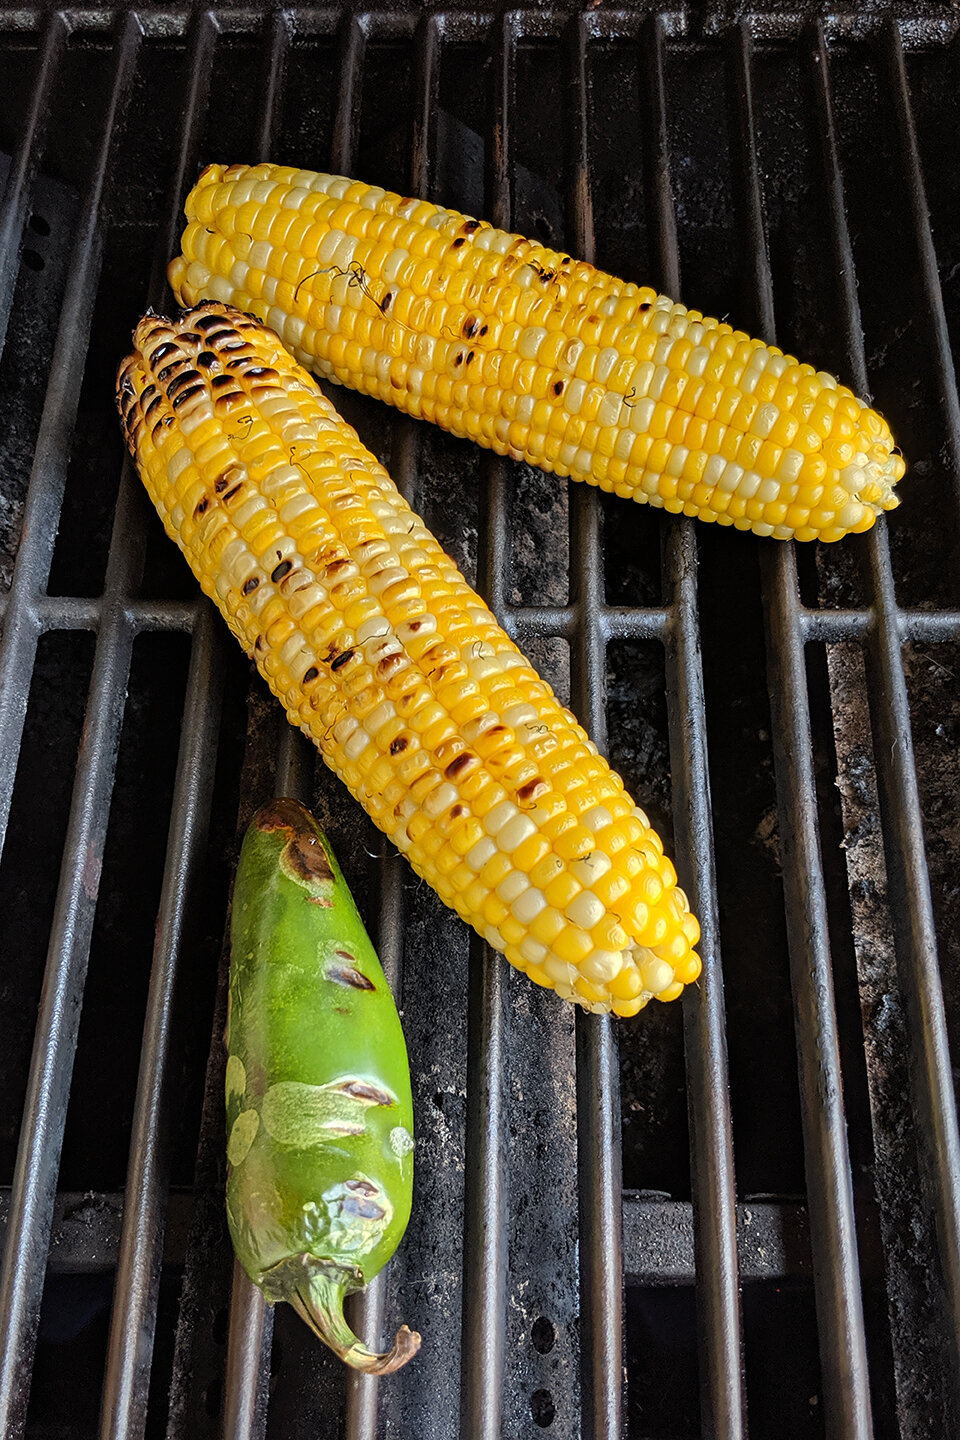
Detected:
left=117, top=302, right=701, bottom=1017
left=169, top=162, right=904, bottom=544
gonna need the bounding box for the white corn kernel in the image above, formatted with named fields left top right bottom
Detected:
left=498, top=814, right=538, bottom=853
left=565, top=890, right=606, bottom=930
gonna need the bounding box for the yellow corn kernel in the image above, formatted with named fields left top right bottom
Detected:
left=117, top=300, right=700, bottom=1016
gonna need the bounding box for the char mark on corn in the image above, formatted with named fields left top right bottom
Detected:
left=117, top=301, right=701, bottom=1016
left=168, top=162, right=904, bottom=544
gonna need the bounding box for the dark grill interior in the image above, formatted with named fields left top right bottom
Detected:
left=0, top=3, right=958, bottom=1436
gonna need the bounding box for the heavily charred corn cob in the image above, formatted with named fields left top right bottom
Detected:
left=169, top=162, right=904, bottom=544
left=117, top=302, right=701, bottom=1017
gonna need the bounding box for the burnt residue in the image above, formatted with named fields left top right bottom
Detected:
left=254, top=798, right=335, bottom=891
left=326, top=963, right=376, bottom=991
left=334, top=1079, right=394, bottom=1108
left=340, top=1196, right=386, bottom=1221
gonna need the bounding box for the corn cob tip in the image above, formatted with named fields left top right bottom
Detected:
left=168, top=161, right=906, bottom=543
left=118, top=299, right=703, bottom=1017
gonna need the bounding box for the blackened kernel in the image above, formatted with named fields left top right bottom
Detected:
left=157, top=359, right=187, bottom=383
left=168, top=369, right=202, bottom=398
left=639, top=302, right=651, bottom=311
left=330, top=649, right=354, bottom=671
left=553, top=380, right=565, bottom=396
left=172, top=383, right=206, bottom=410
left=452, top=237, right=466, bottom=249
left=194, top=496, right=209, bottom=517
left=390, top=736, right=408, bottom=755
left=479, top=324, right=488, bottom=336
left=381, top=291, right=393, bottom=311
left=222, top=483, right=243, bottom=503
left=242, top=576, right=260, bottom=595
left=461, top=219, right=481, bottom=233
left=197, top=350, right=219, bottom=367
left=271, top=559, right=293, bottom=582
left=152, top=342, right=179, bottom=363
left=303, top=666, right=319, bottom=684
left=463, top=317, right=478, bottom=338
left=195, top=313, right=229, bottom=331
left=144, top=394, right=163, bottom=419
left=466, top=350, right=474, bottom=364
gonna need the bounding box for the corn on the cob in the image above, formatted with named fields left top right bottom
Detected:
left=169, top=163, right=904, bottom=544
left=117, top=302, right=701, bottom=1017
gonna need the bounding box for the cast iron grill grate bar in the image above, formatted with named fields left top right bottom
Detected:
left=457, top=12, right=511, bottom=1440
left=735, top=23, right=876, bottom=1437
left=94, top=14, right=225, bottom=1435
left=565, top=17, right=625, bottom=1439
left=0, top=16, right=144, bottom=1435
left=219, top=10, right=298, bottom=1433
left=810, top=16, right=960, bottom=1421
left=100, top=607, right=226, bottom=1440
left=0, top=8, right=67, bottom=362
left=642, top=14, right=745, bottom=1437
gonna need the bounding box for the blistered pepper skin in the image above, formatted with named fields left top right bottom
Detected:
left=226, top=797, right=419, bottom=1373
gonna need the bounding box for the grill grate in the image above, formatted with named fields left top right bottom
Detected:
left=0, top=5, right=958, bottom=1438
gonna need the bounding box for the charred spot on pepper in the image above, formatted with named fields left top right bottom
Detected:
left=340, top=1196, right=386, bottom=1221
left=286, top=832, right=335, bottom=889
left=334, top=1079, right=395, bottom=1107
left=326, top=963, right=376, bottom=991
left=345, top=1178, right=380, bottom=1197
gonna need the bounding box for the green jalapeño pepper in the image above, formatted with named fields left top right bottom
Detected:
left=225, top=797, right=419, bottom=1373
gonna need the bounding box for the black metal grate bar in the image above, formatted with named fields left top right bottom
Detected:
left=96, top=17, right=221, bottom=1432
left=219, top=10, right=296, bottom=1431
left=813, top=16, right=960, bottom=1418
left=642, top=14, right=745, bottom=1436
left=100, top=607, right=226, bottom=1440
left=457, top=13, right=512, bottom=1437
left=0, top=18, right=144, bottom=1433
left=343, top=16, right=440, bottom=1439
left=566, top=18, right=625, bottom=1439
left=0, top=8, right=67, bottom=361
left=734, top=22, right=875, bottom=1436
left=0, top=11, right=139, bottom=867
